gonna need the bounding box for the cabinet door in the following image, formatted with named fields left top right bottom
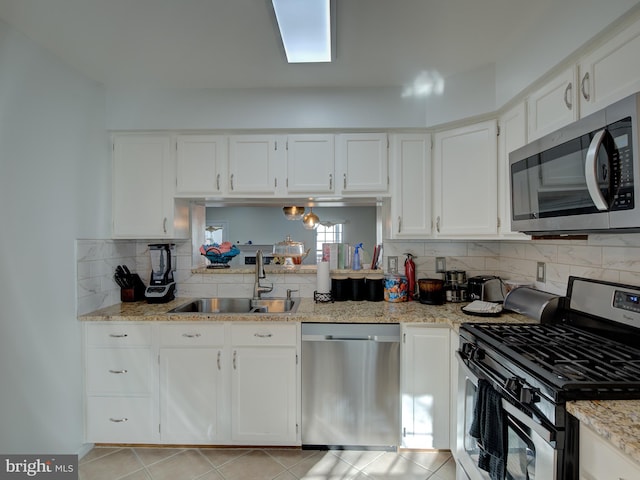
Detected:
left=176, top=135, right=227, bottom=195
left=337, top=133, right=388, bottom=193
left=578, top=19, right=640, bottom=117
left=527, top=67, right=578, bottom=141
left=286, top=134, right=335, bottom=193
left=579, top=424, right=640, bottom=480
left=433, top=120, right=498, bottom=237
left=159, top=347, right=224, bottom=444
left=112, top=134, right=184, bottom=238
left=390, top=134, right=432, bottom=238
left=231, top=346, right=297, bottom=444
left=498, top=103, right=530, bottom=239
left=228, top=135, right=284, bottom=195
left=401, top=326, right=450, bottom=449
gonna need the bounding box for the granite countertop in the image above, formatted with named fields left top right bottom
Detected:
left=78, top=297, right=530, bottom=328
left=567, top=400, right=640, bottom=465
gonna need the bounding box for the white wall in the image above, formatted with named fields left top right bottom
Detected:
left=0, top=19, right=110, bottom=454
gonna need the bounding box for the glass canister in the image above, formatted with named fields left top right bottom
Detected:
left=384, top=274, right=408, bottom=302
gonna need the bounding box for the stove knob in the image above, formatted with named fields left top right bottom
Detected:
left=470, top=347, right=485, bottom=361
left=461, top=342, right=474, bottom=357
left=520, top=386, right=540, bottom=404
left=505, top=377, right=520, bottom=393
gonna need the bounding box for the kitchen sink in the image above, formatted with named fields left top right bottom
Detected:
left=168, top=297, right=299, bottom=314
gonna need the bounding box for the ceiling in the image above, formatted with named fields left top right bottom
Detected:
left=0, top=0, right=634, bottom=91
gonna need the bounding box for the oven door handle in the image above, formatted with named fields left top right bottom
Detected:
left=456, top=351, right=555, bottom=443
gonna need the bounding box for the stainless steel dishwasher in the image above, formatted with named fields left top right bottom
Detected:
left=301, top=323, right=400, bottom=450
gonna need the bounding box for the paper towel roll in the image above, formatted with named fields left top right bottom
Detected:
left=317, top=261, right=331, bottom=293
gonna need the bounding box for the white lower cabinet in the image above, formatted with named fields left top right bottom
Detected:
left=401, top=325, right=450, bottom=449
left=230, top=323, right=299, bottom=444
left=84, top=323, right=158, bottom=443
left=84, top=321, right=300, bottom=446
left=159, top=323, right=226, bottom=444
left=579, top=424, right=640, bottom=480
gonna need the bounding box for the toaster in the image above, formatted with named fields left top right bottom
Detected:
left=467, top=275, right=505, bottom=302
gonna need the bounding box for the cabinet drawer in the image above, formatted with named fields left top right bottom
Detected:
left=86, top=323, right=152, bottom=347
left=159, top=323, right=225, bottom=346
left=86, top=348, right=153, bottom=395
left=231, top=323, right=297, bottom=346
left=86, top=396, right=156, bottom=443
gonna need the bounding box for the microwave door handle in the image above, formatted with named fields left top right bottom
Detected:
left=585, top=128, right=609, bottom=211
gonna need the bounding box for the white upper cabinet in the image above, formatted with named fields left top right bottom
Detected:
left=228, top=135, right=285, bottom=195
left=285, top=134, right=335, bottom=194
left=336, top=133, right=389, bottom=194
left=112, top=134, right=189, bottom=239
left=578, top=18, right=640, bottom=117
left=175, top=135, right=227, bottom=196
left=390, top=133, right=432, bottom=238
left=527, top=67, right=579, bottom=141
left=498, top=103, right=530, bottom=239
left=433, top=120, right=498, bottom=237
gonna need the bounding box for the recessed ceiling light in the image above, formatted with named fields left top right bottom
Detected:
left=272, top=0, right=332, bottom=63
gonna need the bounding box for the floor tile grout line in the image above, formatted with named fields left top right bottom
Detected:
left=130, top=448, right=157, bottom=480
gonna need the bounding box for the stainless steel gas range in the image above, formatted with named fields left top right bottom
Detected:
left=456, top=276, right=640, bottom=480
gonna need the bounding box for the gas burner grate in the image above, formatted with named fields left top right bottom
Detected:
left=466, top=323, right=640, bottom=389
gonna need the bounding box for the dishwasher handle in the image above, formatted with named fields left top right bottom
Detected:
left=303, top=334, right=400, bottom=342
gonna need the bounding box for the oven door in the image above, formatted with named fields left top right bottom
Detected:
left=456, top=353, right=557, bottom=480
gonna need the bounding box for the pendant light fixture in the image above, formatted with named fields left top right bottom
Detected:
left=302, top=208, right=320, bottom=230
left=282, top=206, right=306, bottom=220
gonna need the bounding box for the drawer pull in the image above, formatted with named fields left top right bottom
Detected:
left=109, top=417, right=128, bottom=423
left=254, top=333, right=273, bottom=338
left=108, top=369, right=128, bottom=374
left=182, top=333, right=202, bottom=338
left=109, top=333, right=128, bottom=338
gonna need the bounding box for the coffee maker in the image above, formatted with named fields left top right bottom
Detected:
left=145, top=243, right=176, bottom=303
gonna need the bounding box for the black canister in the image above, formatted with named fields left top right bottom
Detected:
left=350, top=274, right=366, bottom=301
left=332, top=275, right=349, bottom=301
left=365, top=274, right=384, bottom=301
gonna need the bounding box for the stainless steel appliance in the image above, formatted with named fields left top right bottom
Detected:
left=456, top=277, right=640, bottom=479
left=144, top=243, right=176, bottom=303
left=509, top=92, right=640, bottom=235
left=301, top=323, right=400, bottom=450
left=467, top=276, right=505, bottom=302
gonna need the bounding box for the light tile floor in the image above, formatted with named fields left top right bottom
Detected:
left=79, top=447, right=456, bottom=480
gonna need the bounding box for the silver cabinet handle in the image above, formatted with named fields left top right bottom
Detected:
left=216, top=173, right=220, bottom=191
left=109, top=417, right=128, bottom=423
left=108, top=369, right=128, bottom=374
left=109, top=333, right=128, bottom=338
left=254, top=333, right=273, bottom=338
left=564, top=82, right=573, bottom=110
left=581, top=72, right=590, bottom=101
left=230, top=173, right=234, bottom=191
left=163, top=217, right=167, bottom=234
left=274, top=177, right=277, bottom=188
left=233, top=350, right=237, bottom=370
left=398, top=216, right=402, bottom=233
left=217, top=351, right=221, bottom=370
left=181, top=333, right=201, bottom=338
left=343, top=173, right=347, bottom=189
left=329, top=173, right=333, bottom=190
left=436, top=216, right=441, bottom=233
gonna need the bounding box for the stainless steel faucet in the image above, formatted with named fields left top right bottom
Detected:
left=253, top=249, right=273, bottom=299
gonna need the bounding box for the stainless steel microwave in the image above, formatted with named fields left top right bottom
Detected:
left=510, top=93, right=640, bottom=235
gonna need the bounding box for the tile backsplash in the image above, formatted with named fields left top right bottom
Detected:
left=78, top=233, right=640, bottom=314
left=384, top=233, right=640, bottom=295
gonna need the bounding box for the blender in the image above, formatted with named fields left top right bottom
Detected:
left=145, top=243, right=177, bottom=303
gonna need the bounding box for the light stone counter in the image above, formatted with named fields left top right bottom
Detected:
left=567, top=400, right=640, bottom=466
left=78, top=297, right=530, bottom=328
